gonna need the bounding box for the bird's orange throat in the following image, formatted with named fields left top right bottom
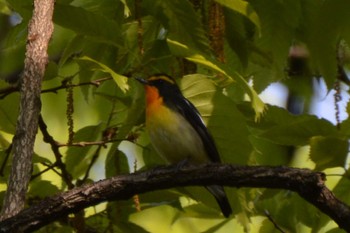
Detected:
left=145, top=86, right=164, bottom=117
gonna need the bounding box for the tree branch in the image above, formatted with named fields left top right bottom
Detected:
left=0, top=0, right=54, bottom=220
left=0, top=164, right=349, bottom=232
left=41, top=77, right=112, bottom=94
left=0, top=77, right=112, bottom=99
left=38, top=115, right=74, bottom=189
left=56, top=139, right=121, bottom=147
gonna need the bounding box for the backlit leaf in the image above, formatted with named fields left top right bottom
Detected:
left=309, top=136, right=348, bottom=170
left=78, top=56, right=129, bottom=93
left=54, top=3, right=123, bottom=47
left=168, top=39, right=265, bottom=121
left=215, top=0, right=260, bottom=31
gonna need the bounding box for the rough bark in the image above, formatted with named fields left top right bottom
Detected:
left=0, top=164, right=349, bottom=232
left=0, top=0, right=54, bottom=220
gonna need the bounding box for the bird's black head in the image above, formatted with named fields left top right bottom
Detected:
left=136, top=74, right=181, bottom=96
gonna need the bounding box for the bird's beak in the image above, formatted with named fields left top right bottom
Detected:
left=135, top=77, right=149, bottom=85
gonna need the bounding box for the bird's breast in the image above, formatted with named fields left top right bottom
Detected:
left=145, top=102, right=208, bottom=164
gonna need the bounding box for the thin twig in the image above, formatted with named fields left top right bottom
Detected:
left=66, top=78, right=75, bottom=144
left=38, top=115, right=74, bottom=189
left=0, top=77, right=113, bottom=98
left=80, top=146, right=103, bottom=184
left=56, top=139, right=122, bottom=148
left=264, top=210, right=286, bottom=233
left=41, top=77, right=112, bottom=94
left=31, top=163, right=57, bottom=181
left=0, top=86, right=18, bottom=99
left=41, top=162, right=62, bottom=178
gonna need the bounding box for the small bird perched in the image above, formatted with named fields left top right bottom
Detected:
left=136, top=74, right=232, bottom=217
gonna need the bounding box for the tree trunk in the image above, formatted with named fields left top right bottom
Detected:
left=0, top=0, right=54, bottom=220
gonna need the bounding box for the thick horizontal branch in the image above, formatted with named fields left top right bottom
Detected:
left=0, top=164, right=349, bottom=232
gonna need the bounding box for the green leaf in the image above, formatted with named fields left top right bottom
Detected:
left=0, top=149, right=10, bottom=178
left=257, top=106, right=338, bottom=146
left=249, top=136, right=292, bottom=165
left=0, top=92, right=19, bottom=133
left=333, top=176, right=350, bottom=207
left=224, top=9, right=254, bottom=69
left=117, top=222, right=150, bottom=233
left=129, top=205, right=180, bottom=232
left=117, top=16, right=161, bottom=73
left=143, top=0, right=211, bottom=55
left=29, top=180, right=60, bottom=198
left=249, top=104, right=295, bottom=127
left=65, top=124, right=103, bottom=178
left=141, top=141, right=164, bottom=167
left=58, top=34, right=85, bottom=67
left=5, top=0, right=32, bottom=20
left=78, top=56, right=129, bottom=93
left=53, top=3, right=123, bottom=47
left=0, top=22, right=26, bottom=79
left=141, top=38, right=175, bottom=73
left=340, top=113, right=350, bottom=137
left=249, top=0, right=302, bottom=85
left=309, top=136, right=348, bottom=170
left=182, top=186, right=229, bottom=217
left=167, top=39, right=265, bottom=120
left=260, top=117, right=337, bottom=146
left=105, top=148, right=129, bottom=178
left=76, top=63, right=94, bottom=102
left=137, top=190, right=181, bottom=208
left=0, top=1, right=11, bottom=15
left=327, top=228, right=348, bottom=233
left=0, top=133, right=10, bottom=150
left=43, top=61, right=58, bottom=81
left=33, top=154, right=52, bottom=165
left=119, top=0, right=131, bottom=17
left=308, top=0, right=350, bottom=88
left=180, top=202, right=227, bottom=219
left=215, top=0, right=260, bottom=31
left=87, top=212, right=149, bottom=233
left=56, top=0, right=74, bottom=4
left=256, top=190, right=300, bottom=232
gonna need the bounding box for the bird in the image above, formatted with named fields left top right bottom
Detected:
left=136, top=74, right=232, bottom=217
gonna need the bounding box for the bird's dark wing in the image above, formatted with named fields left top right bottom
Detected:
left=206, top=185, right=232, bottom=217
left=167, top=94, right=221, bottom=163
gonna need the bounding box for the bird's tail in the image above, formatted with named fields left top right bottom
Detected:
left=206, top=185, right=232, bottom=218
